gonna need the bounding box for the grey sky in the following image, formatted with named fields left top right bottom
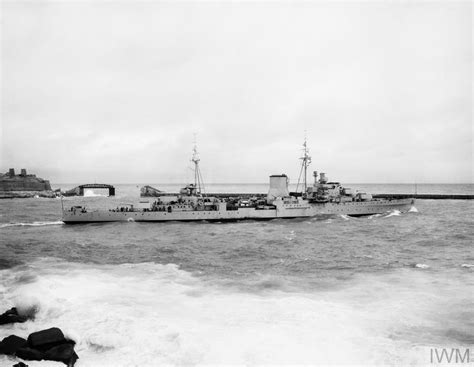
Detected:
left=1, top=1, right=472, bottom=184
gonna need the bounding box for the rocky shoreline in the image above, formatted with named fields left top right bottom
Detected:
left=0, top=191, right=59, bottom=199
left=0, top=307, right=78, bottom=366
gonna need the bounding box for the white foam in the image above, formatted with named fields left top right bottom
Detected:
left=461, top=264, right=474, bottom=268
left=340, top=214, right=350, bottom=220
left=415, top=263, right=430, bottom=269
left=0, top=221, right=64, bottom=228
left=409, top=206, right=418, bottom=213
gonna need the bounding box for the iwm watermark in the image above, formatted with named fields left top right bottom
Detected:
left=430, top=348, right=471, bottom=364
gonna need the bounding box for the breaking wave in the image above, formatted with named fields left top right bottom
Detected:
left=409, top=206, right=418, bottom=213
left=0, top=221, right=64, bottom=229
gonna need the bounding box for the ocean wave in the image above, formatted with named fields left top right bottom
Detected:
left=461, top=264, right=474, bottom=268
left=368, top=214, right=382, bottom=219
left=0, top=221, right=64, bottom=228
left=408, top=206, right=418, bottom=213
left=339, top=214, right=350, bottom=221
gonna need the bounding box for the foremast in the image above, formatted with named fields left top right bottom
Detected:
left=191, top=137, right=205, bottom=196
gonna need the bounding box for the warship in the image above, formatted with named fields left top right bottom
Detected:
left=62, top=142, right=414, bottom=224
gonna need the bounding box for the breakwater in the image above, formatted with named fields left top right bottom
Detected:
left=372, top=194, right=474, bottom=200
left=201, top=193, right=473, bottom=200
left=63, top=184, right=116, bottom=197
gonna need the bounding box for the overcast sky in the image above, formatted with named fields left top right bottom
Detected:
left=1, top=1, right=472, bottom=184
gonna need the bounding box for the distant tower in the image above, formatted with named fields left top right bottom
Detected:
left=8, top=168, right=15, bottom=177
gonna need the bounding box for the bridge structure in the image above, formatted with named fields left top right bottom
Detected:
left=63, top=184, right=115, bottom=196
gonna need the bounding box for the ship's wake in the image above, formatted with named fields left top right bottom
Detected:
left=0, top=221, right=64, bottom=229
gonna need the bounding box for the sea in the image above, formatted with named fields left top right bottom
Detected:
left=0, top=183, right=473, bottom=366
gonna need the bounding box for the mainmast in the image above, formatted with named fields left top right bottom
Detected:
left=296, top=134, right=311, bottom=195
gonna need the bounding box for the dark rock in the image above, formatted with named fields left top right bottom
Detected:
left=44, top=343, right=78, bottom=366
left=27, top=327, right=69, bottom=351
left=0, top=308, right=29, bottom=325
left=0, top=335, right=27, bottom=355
left=15, top=346, right=44, bottom=361
left=13, top=362, right=29, bottom=367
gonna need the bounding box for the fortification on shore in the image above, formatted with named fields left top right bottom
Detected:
left=0, top=168, right=55, bottom=198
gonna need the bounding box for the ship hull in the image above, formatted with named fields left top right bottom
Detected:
left=311, top=198, right=414, bottom=216
left=62, top=199, right=414, bottom=224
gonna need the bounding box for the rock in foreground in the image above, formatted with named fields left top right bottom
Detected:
left=0, top=308, right=30, bottom=325
left=0, top=335, right=27, bottom=355
left=0, top=327, right=78, bottom=366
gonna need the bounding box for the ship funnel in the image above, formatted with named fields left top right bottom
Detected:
left=267, top=174, right=289, bottom=203
left=313, top=171, right=318, bottom=184
left=319, top=172, right=327, bottom=184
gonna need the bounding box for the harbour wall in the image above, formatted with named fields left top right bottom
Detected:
left=143, top=193, right=473, bottom=200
